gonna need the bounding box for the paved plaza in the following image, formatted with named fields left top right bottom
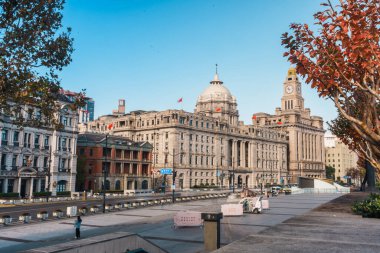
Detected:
left=0, top=193, right=347, bottom=253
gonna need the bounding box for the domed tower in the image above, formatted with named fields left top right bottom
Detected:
left=195, top=71, right=239, bottom=125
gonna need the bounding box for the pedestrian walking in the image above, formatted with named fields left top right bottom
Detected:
left=74, top=216, right=82, bottom=239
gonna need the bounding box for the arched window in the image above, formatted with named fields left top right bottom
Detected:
left=115, top=180, right=121, bottom=190
left=57, top=180, right=67, bottom=192
left=141, top=180, right=148, bottom=189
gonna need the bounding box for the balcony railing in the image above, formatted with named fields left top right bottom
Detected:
left=1, top=164, right=6, bottom=170
left=34, top=144, right=40, bottom=149
left=44, top=145, right=50, bottom=150
left=11, top=166, right=18, bottom=171
left=13, top=141, right=19, bottom=147
left=62, top=147, right=67, bottom=151
left=2, top=140, right=8, bottom=146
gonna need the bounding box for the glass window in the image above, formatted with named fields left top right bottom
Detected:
left=1, top=129, right=8, bottom=143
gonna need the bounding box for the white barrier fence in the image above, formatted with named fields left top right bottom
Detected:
left=291, top=187, right=350, bottom=194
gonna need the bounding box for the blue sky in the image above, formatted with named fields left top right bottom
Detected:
left=60, top=0, right=336, bottom=127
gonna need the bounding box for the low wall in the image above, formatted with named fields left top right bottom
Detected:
left=23, top=231, right=168, bottom=253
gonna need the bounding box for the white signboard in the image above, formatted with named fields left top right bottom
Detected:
left=173, top=211, right=203, bottom=227
left=262, top=200, right=270, bottom=210
left=66, top=206, right=77, bottom=217
left=221, top=204, right=243, bottom=216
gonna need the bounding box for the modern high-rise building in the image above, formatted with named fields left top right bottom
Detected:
left=325, top=133, right=358, bottom=182
left=61, top=89, right=95, bottom=124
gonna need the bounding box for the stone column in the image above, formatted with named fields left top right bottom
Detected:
left=248, top=142, right=252, bottom=169
left=36, top=179, right=41, bottom=192
left=29, top=178, right=34, bottom=199
left=18, top=177, right=22, bottom=196
left=3, top=178, right=8, bottom=193
left=252, top=142, right=257, bottom=170
left=240, top=141, right=245, bottom=168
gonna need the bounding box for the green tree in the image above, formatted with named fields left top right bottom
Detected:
left=325, top=165, right=335, bottom=180
left=282, top=0, right=380, bottom=173
left=0, top=0, right=84, bottom=127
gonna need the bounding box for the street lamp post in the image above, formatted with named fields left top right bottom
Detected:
left=102, top=134, right=108, bottom=213
left=232, top=157, right=235, bottom=193
left=45, top=147, right=52, bottom=202
left=168, top=148, right=182, bottom=203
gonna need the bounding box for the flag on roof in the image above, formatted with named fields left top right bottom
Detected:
left=277, top=119, right=283, bottom=125
left=252, top=115, right=257, bottom=120
left=177, top=97, right=183, bottom=103
left=215, top=107, right=222, bottom=112
left=107, top=123, right=113, bottom=130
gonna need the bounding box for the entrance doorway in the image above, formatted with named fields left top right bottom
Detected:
left=20, top=179, right=27, bottom=197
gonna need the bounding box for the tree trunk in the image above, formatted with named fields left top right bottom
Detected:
left=360, top=168, right=368, bottom=192
left=365, top=160, right=376, bottom=192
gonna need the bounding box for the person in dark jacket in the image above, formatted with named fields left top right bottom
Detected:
left=74, top=216, right=82, bottom=239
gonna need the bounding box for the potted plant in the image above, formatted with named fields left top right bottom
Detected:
left=37, top=211, right=49, bottom=220
left=53, top=209, right=63, bottom=218
left=19, top=213, right=31, bottom=223
left=1, top=215, right=12, bottom=225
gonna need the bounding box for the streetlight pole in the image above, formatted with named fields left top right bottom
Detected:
left=102, top=134, right=108, bottom=213
left=172, top=148, right=177, bottom=203
left=232, top=157, right=235, bottom=193
left=45, top=144, right=52, bottom=202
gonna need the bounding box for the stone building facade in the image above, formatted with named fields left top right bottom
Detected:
left=84, top=73, right=289, bottom=189
left=77, top=133, right=152, bottom=192
left=325, top=133, right=358, bottom=183
left=252, top=68, right=325, bottom=183
left=0, top=95, right=79, bottom=197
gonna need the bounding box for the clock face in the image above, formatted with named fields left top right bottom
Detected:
left=296, top=85, right=301, bottom=94
left=286, top=85, right=293, bottom=94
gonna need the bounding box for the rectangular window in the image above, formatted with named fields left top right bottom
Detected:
left=22, top=156, right=29, bottom=166
left=13, top=131, right=19, bottom=146
left=34, top=134, right=40, bottom=148
left=1, top=154, right=7, bottom=169
left=1, top=129, right=8, bottom=145
left=62, top=138, right=67, bottom=151
left=12, top=155, right=17, bottom=167
left=43, top=157, right=48, bottom=168
left=33, top=157, right=38, bottom=167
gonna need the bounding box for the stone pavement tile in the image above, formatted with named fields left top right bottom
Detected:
left=214, top=234, right=380, bottom=253
left=148, top=238, right=204, bottom=253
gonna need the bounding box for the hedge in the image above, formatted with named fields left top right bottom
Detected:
left=352, top=193, right=380, bottom=218
left=57, top=191, right=71, bottom=196
left=0, top=192, right=19, bottom=198
left=33, top=192, right=52, bottom=197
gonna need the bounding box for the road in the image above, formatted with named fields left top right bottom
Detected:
left=0, top=190, right=229, bottom=222
left=0, top=192, right=343, bottom=253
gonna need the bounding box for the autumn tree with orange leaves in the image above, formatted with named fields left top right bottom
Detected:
left=282, top=0, right=380, bottom=176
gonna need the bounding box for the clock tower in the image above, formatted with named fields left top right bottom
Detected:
left=281, top=67, right=304, bottom=111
